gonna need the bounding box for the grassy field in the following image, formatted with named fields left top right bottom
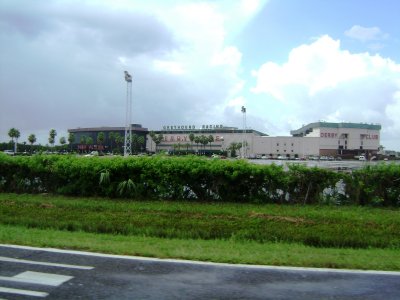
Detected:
left=0, top=193, right=399, bottom=270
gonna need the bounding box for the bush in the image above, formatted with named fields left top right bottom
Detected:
left=0, top=153, right=399, bottom=206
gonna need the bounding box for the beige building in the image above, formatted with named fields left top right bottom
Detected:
left=148, top=122, right=381, bottom=158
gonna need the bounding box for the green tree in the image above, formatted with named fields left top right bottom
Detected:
left=28, top=134, right=36, bottom=154
left=68, top=132, right=75, bottom=152
left=48, top=129, right=57, bottom=148
left=59, top=137, right=66, bottom=150
left=86, top=136, right=93, bottom=145
left=80, top=135, right=87, bottom=153
left=194, top=136, right=200, bottom=152
left=137, top=135, right=145, bottom=152
left=208, top=135, right=214, bottom=150
left=114, top=133, right=123, bottom=153
left=97, top=132, right=105, bottom=152
left=131, top=134, right=138, bottom=153
left=8, top=127, right=20, bottom=153
left=189, top=133, right=195, bottom=151
left=108, top=132, right=115, bottom=152
left=149, top=131, right=163, bottom=153
left=227, top=142, right=242, bottom=157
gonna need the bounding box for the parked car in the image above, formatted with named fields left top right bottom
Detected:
left=359, top=155, right=366, bottom=161
left=3, top=150, right=14, bottom=155
left=84, top=151, right=99, bottom=157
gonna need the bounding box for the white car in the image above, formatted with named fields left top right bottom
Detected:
left=358, top=155, right=366, bottom=161
left=3, top=150, right=14, bottom=155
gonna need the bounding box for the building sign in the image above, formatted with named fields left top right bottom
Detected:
left=161, top=135, right=224, bottom=143
left=320, top=132, right=379, bottom=140
left=162, top=124, right=224, bottom=131
left=320, top=133, right=338, bottom=138
left=361, top=134, right=379, bottom=140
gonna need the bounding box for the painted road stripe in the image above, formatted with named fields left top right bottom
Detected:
left=0, top=256, right=93, bottom=270
left=0, top=286, right=48, bottom=297
left=1, top=244, right=400, bottom=276
left=0, top=271, right=73, bottom=287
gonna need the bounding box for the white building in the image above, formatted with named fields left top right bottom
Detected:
left=148, top=122, right=381, bottom=159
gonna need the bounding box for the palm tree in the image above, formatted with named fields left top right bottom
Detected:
left=149, top=131, right=163, bottom=153
left=8, top=127, right=20, bottom=153
left=108, top=132, right=115, bottom=153
left=189, top=133, right=195, bottom=152
left=28, top=134, right=36, bottom=154
left=80, top=135, right=87, bottom=154
left=48, top=129, right=57, bottom=149
left=97, top=132, right=105, bottom=152
left=137, top=135, right=145, bottom=152
left=208, top=135, right=214, bottom=151
left=68, top=132, right=75, bottom=152
left=114, top=133, right=123, bottom=154
left=200, top=135, right=208, bottom=154
left=194, top=136, right=200, bottom=153
left=131, top=134, right=138, bottom=153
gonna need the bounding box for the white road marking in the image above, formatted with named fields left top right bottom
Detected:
left=1, top=243, right=400, bottom=276
left=0, top=286, right=48, bottom=297
left=0, top=271, right=73, bottom=287
left=0, top=256, right=93, bottom=270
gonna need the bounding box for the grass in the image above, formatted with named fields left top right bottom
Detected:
left=0, top=193, right=399, bottom=270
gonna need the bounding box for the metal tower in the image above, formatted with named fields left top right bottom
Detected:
left=124, top=71, right=133, bottom=157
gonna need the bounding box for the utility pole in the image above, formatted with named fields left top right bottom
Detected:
left=124, top=71, right=132, bottom=157
left=241, top=106, right=247, bottom=158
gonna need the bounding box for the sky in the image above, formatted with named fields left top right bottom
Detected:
left=1, top=0, right=400, bottom=150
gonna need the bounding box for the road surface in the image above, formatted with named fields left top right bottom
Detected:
left=1, top=244, right=399, bottom=299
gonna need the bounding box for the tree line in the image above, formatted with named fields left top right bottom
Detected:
left=4, top=127, right=146, bottom=154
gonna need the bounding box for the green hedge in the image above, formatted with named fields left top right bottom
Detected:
left=0, top=154, right=399, bottom=206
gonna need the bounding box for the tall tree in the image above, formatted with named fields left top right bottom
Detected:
left=97, top=132, right=105, bottom=152
left=59, top=137, right=66, bottom=150
left=137, top=135, right=145, bottom=152
left=68, top=132, right=75, bottom=152
left=189, top=133, right=195, bottom=152
left=8, top=127, right=20, bottom=153
left=48, top=129, right=57, bottom=149
left=80, top=135, right=87, bottom=153
left=208, top=135, right=214, bottom=150
left=28, top=134, right=36, bottom=154
left=194, top=136, right=200, bottom=153
left=114, top=133, right=123, bottom=153
left=149, top=131, right=163, bottom=153
left=108, top=132, right=115, bottom=152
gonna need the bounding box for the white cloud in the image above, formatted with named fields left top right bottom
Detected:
left=345, top=25, right=388, bottom=42
left=251, top=35, right=400, bottom=149
left=0, top=0, right=270, bottom=144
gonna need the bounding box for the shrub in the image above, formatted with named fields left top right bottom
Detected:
left=0, top=153, right=399, bottom=206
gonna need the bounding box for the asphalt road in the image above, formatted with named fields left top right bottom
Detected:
left=1, top=244, right=400, bottom=299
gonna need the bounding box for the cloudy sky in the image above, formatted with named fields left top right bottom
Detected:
left=1, top=0, right=400, bottom=149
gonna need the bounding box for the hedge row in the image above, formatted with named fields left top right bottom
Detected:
left=0, top=154, right=399, bottom=206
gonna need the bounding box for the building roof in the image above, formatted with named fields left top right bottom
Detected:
left=290, top=121, right=381, bottom=136
left=68, top=124, right=148, bottom=133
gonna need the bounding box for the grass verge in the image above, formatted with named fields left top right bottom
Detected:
left=1, top=224, right=400, bottom=271
left=0, top=193, right=399, bottom=270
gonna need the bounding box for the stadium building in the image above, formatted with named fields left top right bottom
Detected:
left=68, top=121, right=381, bottom=158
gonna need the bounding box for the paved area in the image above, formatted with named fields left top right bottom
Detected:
left=1, top=244, right=400, bottom=299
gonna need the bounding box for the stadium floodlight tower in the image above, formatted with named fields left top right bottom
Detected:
left=241, top=105, right=247, bottom=158
left=124, top=71, right=133, bottom=157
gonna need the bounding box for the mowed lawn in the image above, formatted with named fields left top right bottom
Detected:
left=0, top=193, right=399, bottom=271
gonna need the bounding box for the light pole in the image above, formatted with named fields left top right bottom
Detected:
left=241, top=106, right=247, bottom=158
left=124, top=71, right=132, bottom=157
